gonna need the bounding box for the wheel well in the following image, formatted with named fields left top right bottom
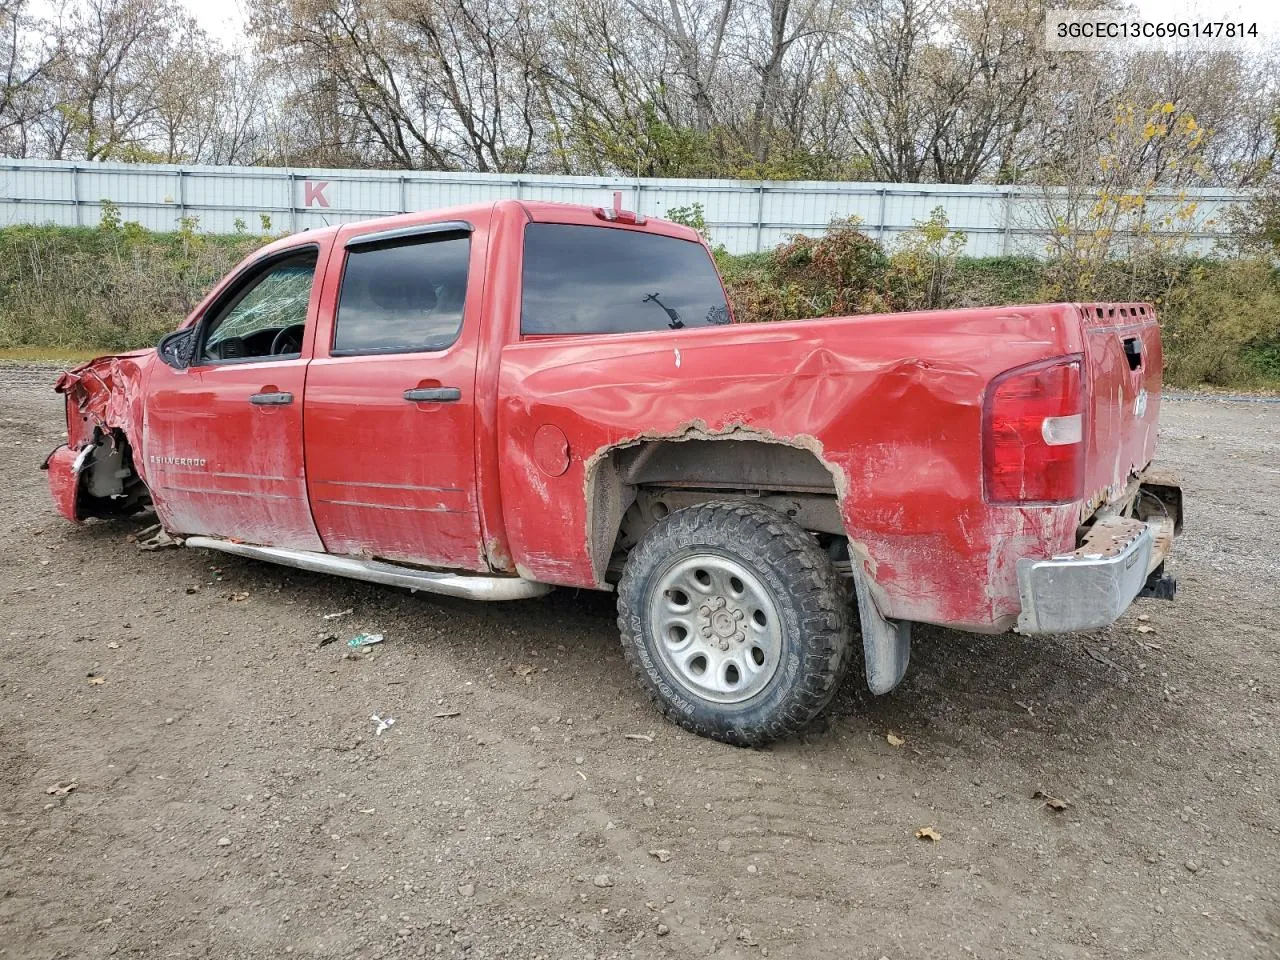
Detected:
left=587, top=437, right=846, bottom=583
left=77, top=428, right=152, bottom=519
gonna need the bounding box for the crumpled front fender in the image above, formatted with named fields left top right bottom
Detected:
left=55, top=351, right=150, bottom=454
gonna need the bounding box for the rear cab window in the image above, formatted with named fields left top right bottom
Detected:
left=521, top=224, right=730, bottom=336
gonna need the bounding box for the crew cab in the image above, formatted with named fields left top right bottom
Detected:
left=44, top=196, right=1182, bottom=745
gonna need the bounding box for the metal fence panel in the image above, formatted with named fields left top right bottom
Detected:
left=0, top=159, right=1244, bottom=256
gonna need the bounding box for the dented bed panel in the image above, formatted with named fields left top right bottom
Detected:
left=495, top=305, right=1086, bottom=630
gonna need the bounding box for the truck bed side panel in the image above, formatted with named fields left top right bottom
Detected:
left=497, top=306, right=1084, bottom=631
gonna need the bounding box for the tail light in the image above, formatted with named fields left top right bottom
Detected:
left=983, top=355, right=1085, bottom=504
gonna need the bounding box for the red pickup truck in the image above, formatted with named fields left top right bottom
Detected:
left=44, top=197, right=1182, bottom=745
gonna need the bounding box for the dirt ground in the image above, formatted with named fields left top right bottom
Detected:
left=0, top=363, right=1276, bottom=960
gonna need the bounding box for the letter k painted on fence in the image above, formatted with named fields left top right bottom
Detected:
left=303, top=180, right=330, bottom=208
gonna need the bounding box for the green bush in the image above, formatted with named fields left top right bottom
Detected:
left=715, top=220, right=1280, bottom=390
left=1, top=222, right=1276, bottom=390
left=1158, top=259, right=1280, bottom=387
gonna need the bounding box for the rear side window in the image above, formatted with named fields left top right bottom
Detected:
left=521, top=223, right=730, bottom=335
left=333, top=233, right=470, bottom=355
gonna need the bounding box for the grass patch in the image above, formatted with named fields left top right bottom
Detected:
left=0, top=224, right=265, bottom=352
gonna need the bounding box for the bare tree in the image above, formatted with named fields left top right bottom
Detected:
left=0, top=0, right=1274, bottom=189
left=0, top=0, right=60, bottom=156
left=248, top=0, right=552, bottom=171
left=34, top=0, right=210, bottom=160
left=837, top=0, right=1048, bottom=183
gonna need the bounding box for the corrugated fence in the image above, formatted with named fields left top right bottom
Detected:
left=0, top=159, right=1244, bottom=256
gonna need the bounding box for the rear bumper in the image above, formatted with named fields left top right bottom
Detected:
left=1015, top=484, right=1180, bottom=634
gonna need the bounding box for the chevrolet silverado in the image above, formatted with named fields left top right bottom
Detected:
left=44, top=196, right=1183, bottom=745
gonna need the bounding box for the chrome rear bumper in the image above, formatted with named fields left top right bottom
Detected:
left=1015, top=512, right=1177, bottom=635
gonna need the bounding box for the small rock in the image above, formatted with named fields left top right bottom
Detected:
left=716, top=838, right=732, bottom=853
left=592, top=874, right=613, bottom=888
left=1185, top=860, right=1200, bottom=873
left=642, top=796, right=655, bottom=808
left=217, top=837, right=231, bottom=847
left=746, top=864, right=758, bottom=875
left=648, top=849, right=672, bottom=863
left=656, top=923, right=670, bottom=937
left=458, top=884, right=475, bottom=897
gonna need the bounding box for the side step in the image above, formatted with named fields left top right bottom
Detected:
left=185, top=537, right=553, bottom=601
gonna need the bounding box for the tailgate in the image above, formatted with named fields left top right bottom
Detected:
left=1079, top=303, right=1162, bottom=506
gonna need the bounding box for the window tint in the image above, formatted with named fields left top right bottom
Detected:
left=203, top=253, right=316, bottom=362
left=333, top=233, right=470, bottom=355
left=521, top=224, right=730, bottom=335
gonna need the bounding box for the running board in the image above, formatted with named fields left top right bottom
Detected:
left=185, top=537, right=553, bottom=601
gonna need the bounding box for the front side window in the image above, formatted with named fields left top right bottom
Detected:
left=202, top=252, right=317, bottom=362
left=333, top=233, right=471, bottom=355
left=521, top=223, right=730, bottom=335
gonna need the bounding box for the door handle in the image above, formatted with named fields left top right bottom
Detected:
left=403, top=387, right=462, bottom=403
left=250, top=391, right=293, bottom=406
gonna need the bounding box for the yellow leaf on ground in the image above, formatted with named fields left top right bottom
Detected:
left=887, top=732, right=905, bottom=747
left=915, top=826, right=941, bottom=842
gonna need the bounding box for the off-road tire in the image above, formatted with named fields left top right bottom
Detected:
left=616, top=500, right=852, bottom=746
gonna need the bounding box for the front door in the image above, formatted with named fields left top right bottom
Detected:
left=302, top=220, right=486, bottom=570
left=143, top=246, right=326, bottom=551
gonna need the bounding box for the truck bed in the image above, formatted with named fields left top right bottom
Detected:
left=495, top=302, right=1160, bottom=633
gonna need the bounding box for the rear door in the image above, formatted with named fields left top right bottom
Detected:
left=143, top=246, right=326, bottom=550
left=1080, top=303, right=1163, bottom=497
left=302, top=219, right=488, bottom=571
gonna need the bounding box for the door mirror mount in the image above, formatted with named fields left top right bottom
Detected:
left=158, top=328, right=196, bottom=370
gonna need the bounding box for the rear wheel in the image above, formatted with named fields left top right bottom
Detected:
left=616, top=501, right=852, bottom=746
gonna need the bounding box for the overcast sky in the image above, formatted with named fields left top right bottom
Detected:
left=27, top=0, right=1278, bottom=51
left=173, top=0, right=1279, bottom=46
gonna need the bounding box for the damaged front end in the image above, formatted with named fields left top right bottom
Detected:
left=42, top=353, right=152, bottom=523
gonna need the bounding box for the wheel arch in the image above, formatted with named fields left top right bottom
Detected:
left=583, top=427, right=851, bottom=585
left=70, top=426, right=153, bottom=520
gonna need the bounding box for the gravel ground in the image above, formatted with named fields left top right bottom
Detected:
left=1, top=364, right=1276, bottom=960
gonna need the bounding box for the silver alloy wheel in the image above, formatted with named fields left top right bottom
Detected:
left=647, top=552, right=783, bottom=704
